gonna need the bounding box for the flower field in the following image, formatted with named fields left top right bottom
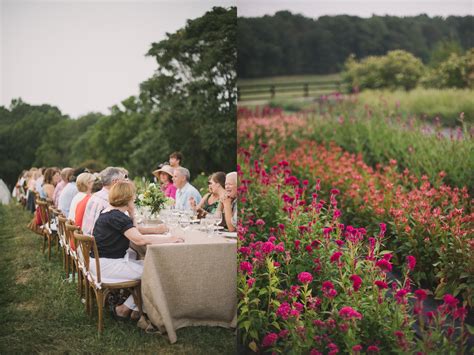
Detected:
left=236, top=101, right=473, bottom=353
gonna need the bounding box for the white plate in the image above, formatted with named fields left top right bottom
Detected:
left=219, top=231, right=237, bottom=238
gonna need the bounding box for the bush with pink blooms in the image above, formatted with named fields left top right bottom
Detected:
left=237, top=144, right=471, bottom=353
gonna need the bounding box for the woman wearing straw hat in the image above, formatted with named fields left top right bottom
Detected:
left=152, top=164, right=177, bottom=199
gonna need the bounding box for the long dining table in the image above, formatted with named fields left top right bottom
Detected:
left=132, top=223, right=237, bottom=343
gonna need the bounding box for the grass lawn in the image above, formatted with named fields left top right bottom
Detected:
left=0, top=204, right=235, bottom=354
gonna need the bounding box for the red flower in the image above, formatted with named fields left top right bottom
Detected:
left=330, top=251, right=343, bottom=263
left=349, top=274, right=362, bottom=291
left=367, top=345, right=380, bottom=353
left=255, top=219, right=265, bottom=226
left=330, top=188, right=340, bottom=195
left=375, top=259, right=392, bottom=272
left=414, top=289, right=427, bottom=301
left=239, top=261, right=253, bottom=274
left=298, top=271, right=313, bottom=284
left=406, top=255, right=416, bottom=271
left=276, top=302, right=291, bottom=320
left=247, top=278, right=255, bottom=287
left=339, top=306, right=363, bottom=320
left=374, top=280, right=388, bottom=289
left=261, top=332, right=278, bottom=347
left=352, top=345, right=363, bottom=352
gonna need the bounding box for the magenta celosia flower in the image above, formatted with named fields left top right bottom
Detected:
left=261, top=332, right=278, bottom=347
left=261, top=241, right=274, bottom=254
left=238, top=246, right=250, bottom=256
left=239, top=261, right=253, bottom=274
left=374, top=280, right=388, bottom=289
left=294, top=240, right=301, bottom=249
left=322, top=280, right=334, bottom=290
left=298, top=271, right=313, bottom=284
left=330, top=188, right=340, bottom=195
left=330, top=251, right=343, bottom=263
left=339, top=306, right=363, bottom=320
left=352, top=345, right=363, bottom=352
left=275, top=242, right=285, bottom=253
left=375, top=259, right=392, bottom=272
left=278, top=223, right=285, bottom=231
left=276, top=302, right=291, bottom=320
left=382, top=253, right=393, bottom=261
left=379, top=223, right=387, bottom=238
left=406, top=255, right=416, bottom=271
left=367, top=345, right=380, bottom=353
left=326, top=289, right=338, bottom=298
left=310, top=350, right=322, bottom=355
left=255, top=219, right=265, bottom=226
left=349, top=274, right=362, bottom=292
left=443, top=294, right=459, bottom=307
left=278, top=329, right=289, bottom=338
left=414, top=289, right=427, bottom=301
left=395, top=289, right=409, bottom=304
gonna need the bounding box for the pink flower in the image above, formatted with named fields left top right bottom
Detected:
left=367, top=345, right=380, bottom=353
left=349, top=274, right=362, bottom=292
left=375, top=259, right=392, bottom=272
left=276, top=302, right=291, bottom=320
left=261, top=241, right=274, bottom=254
left=255, top=219, right=265, bottom=226
left=395, top=289, right=409, bottom=304
left=310, top=350, right=322, bottom=355
left=414, top=289, right=427, bottom=301
left=339, top=306, right=363, bottom=320
left=374, top=280, right=388, bottom=289
left=352, top=345, right=363, bottom=352
left=406, top=255, right=416, bottom=271
left=239, top=261, right=253, bottom=274
left=330, top=188, right=340, bottom=195
left=278, top=329, right=289, bottom=338
left=379, top=223, right=387, bottom=238
left=275, top=242, right=285, bottom=253
left=247, top=278, right=255, bottom=287
left=261, top=332, right=278, bottom=347
left=298, top=271, right=313, bottom=284
left=330, top=251, right=343, bottom=263
left=322, top=281, right=334, bottom=290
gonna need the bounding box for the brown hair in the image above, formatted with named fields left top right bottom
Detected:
left=43, top=167, right=60, bottom=185
left=108, top=181, right=136, bottom=207
left=211, top=171, right=226, bottom=188
left=169, top=151, right=183, bottom=163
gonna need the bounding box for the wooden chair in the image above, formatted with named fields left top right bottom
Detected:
left=73, top=231, right=142, bottom=333
left=57, top=215, right=72, bottom=276
left=36, top=200, right=55, bottom=260
left=65, top=221, right=83, bottom=296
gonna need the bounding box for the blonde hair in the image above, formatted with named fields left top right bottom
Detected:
left=108, top=181, right=135, bottom=207
left=76, top=172, right=95, bottom=193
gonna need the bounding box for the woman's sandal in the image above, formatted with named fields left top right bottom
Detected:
left=110, top=304, right=129, bottom=321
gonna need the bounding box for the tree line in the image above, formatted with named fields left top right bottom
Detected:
left=237, top=12, right=473, bottom=78
left=0, top=7, right=236, bottom=190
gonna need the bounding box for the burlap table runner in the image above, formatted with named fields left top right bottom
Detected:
left=140, top=228, right=237, bottom=343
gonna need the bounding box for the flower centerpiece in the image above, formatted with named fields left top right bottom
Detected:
left=135, top=182, right=169, bottom=215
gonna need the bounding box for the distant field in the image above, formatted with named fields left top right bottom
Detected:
left=238, top=73, right=341, bottom=86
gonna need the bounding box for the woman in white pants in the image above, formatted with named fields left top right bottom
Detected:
left=90, top=181, right=183, bottom=320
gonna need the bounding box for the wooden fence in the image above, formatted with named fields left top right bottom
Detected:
left=238, top=79, right=342, bottom=101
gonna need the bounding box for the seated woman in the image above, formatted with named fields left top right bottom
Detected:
left=91, top=181, right=183, bottom=320
left=42, top=167, right=61, bottom=200
left=152, top=165, right=177, bottom=199
left=189, top=172, right=226, bottom=218
left=68, top=172, right=95, bottom=222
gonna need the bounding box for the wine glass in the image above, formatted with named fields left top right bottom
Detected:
left=206, top=211, right=222, bottom=237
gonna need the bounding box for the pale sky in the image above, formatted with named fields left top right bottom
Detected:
left=238, top=0, right=473, bottom=18
left=1, top=0, right=235, bottom=118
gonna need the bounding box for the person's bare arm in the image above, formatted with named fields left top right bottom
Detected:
left=222, top=197, right=236, bottom=232
left=124, top=227, right=183, bottom=246
left=138, top=224, right=168, bottom=235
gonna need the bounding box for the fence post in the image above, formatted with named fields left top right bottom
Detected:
left=270, top=85, right=275, bottom=99
left=304, top=83, right=309, bottom=97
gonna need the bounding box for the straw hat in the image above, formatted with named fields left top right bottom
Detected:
left=152, top=164, right=174, bottom=178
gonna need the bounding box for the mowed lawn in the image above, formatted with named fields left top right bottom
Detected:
left=0, top=204, right=235, bottom=354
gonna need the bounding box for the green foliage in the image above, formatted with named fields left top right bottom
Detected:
left=358, top=88, right=474, bottom=127
left=238, top=13, right=474, bottom=77
left=342, top=50, right=425, bottom=91
left=428, top=40, right=464, bottom=67
left=421, top=48, right=474, bottom=89
left=0, top=99, right=68, bottom=188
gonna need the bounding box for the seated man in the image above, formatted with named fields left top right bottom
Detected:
left=82, top=167, right=167, bottom=236
left=173, top=167, right=201, bottom=210
left=221, top=172, right=237, bottom=232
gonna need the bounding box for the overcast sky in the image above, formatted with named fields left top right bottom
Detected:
left=238, top=0, right=473, bottom=18
left=0, top=0, right=235, bottom=118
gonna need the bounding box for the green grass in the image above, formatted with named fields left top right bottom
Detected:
left=0, top=204, right=235, bottom=354
left=358, top=88, right=474, bottom=126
